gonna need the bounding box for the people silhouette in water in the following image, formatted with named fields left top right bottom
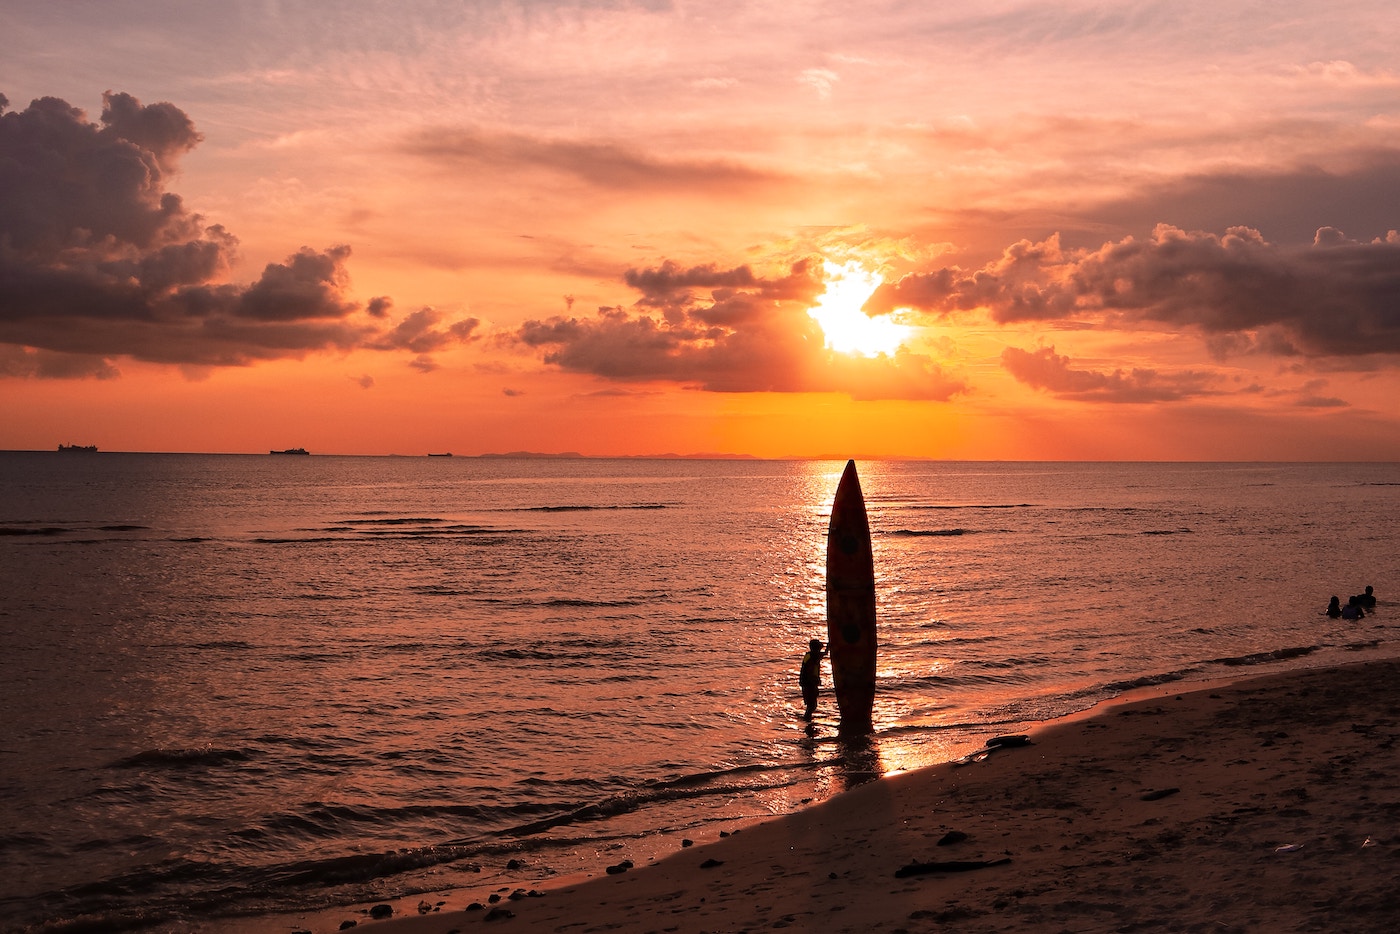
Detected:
left=799, top=638, right=827, bottom=720
left=1357, top=586, right=1377, bottom=609
left=1326, top=596, right=1342, bottom=619
left=1341, top=595, right=1366, bottom=621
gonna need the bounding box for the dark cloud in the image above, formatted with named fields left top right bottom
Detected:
left=1001, top=345, right=1219, bottom=403
left=1297, top=393, right=1348, bottom=408
left=624, top=261, right=759, bottom=309
left=404, top=126, right=784, bottom=193
left=1088, top=150, right=1400, bottom=248
left=516, top=260, right=967, bottom=401
left=0, top=345, right=120, bottom=379
left=369, top=308, right=481, bottom=355
left=872, top=225, right=1400, bottom=359
left=0, top=92, right=473, bottom=376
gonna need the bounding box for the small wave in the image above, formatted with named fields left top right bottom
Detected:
left=887, top=528, right=970, bottom=537
left=377, top=641, right=432, bottom=652
left=264, top=843, right=480, bottom=888
left=0, top=525, right=68, bottom=536
left=340, top=517, right=448, bottom=525
left=1207, top=645, right=1317, bottom=667
left=34, top=844, right=482, bottom=934
left=1142, top=528, right=1193, bottom=535
left=514, top=504, right=670, bottom=512
left=315, top=524, right=512, bottom=539
left=892, top=670, right=1041, bottom=690
left=253, top=797, right=588, bottom=847
left=97, top=525, right=150, bottom=532
left=109, top=746, right=252, bottom=770
left=963, top=655, right=1054, bottom=671
left=479, top=647, right=565, bottom=661
left=496, top=764, right=821, bottom=839
left=585, top=672, right=663, bottom=684
left=905, top=503, right=1034, bottom=510
left=259, top=804, right=463, bottom=840
left=897, top=633, right=1000, bottom=648
left=1101, top=669, right=1195, bottom=693
left=270, top=651, right=347, bottom=663
left=1065, top=506, right=1153, bottom=514
left=541, top=597, right=644, bottom=608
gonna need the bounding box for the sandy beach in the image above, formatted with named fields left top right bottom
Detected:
left=210, top=654, right=1400, bottom=934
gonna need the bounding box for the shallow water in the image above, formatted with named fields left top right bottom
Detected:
left=1, top=455, right=1396, bottom=930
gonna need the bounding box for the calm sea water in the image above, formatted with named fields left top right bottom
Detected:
left=1, top=454, right=1397, bottom=931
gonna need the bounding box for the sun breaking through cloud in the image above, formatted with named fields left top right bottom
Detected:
left=807, top=261, right=911, bottom=357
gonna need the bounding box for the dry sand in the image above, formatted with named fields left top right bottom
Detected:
left=236, top=657, right=1400, bottom=934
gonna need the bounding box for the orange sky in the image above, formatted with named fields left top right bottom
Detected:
left=3, top=1, right=1399, bottom=459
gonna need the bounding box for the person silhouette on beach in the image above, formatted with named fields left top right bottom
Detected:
left=1357, top=586, right=1377, bottom=609
left=1326, top=596, right=1342, bottom=618
left=799, top=638, right=827, bottom=720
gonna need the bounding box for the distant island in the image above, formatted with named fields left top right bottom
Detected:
left=477, top=451, right=585, bottom=459
left=474, top=451, right=758, bottom=460
left=270, top=448, right=310, bottom=455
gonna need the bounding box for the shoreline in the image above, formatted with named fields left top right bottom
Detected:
left=198, top=654, right=1400, bottom=933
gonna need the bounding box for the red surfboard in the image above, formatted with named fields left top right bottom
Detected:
left=826, top=459, right=876, bottom=734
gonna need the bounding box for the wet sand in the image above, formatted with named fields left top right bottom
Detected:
left=225, top=657, right=1400, bottom=934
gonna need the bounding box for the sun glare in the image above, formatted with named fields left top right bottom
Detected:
left=808, top=261, right=910, bottom=356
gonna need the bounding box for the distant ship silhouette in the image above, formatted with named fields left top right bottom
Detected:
left=269, top=448, right=309, bottom=455
left=58, top=444, right=98, bottom=453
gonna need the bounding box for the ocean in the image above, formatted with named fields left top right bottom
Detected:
left=1, top=454, right=1396, bottom=931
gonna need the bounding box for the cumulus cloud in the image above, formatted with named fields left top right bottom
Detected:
left=1001, top=345, right=1219, bottom=403
left=0, top=92, right=474, bottom=376
left=368, top=307, right=481, bottom=355
left=872, top=225, right=1400, bottom=358
left=516, top=259, right=967, bottom=401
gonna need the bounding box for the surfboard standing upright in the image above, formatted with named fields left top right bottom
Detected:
left=826, top=459, right=876, bottom=735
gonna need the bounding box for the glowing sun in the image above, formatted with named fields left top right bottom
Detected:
left=808, top=261, right=910, bottom=356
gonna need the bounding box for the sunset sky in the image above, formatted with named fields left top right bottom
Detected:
left=3, top=0, right=1399, bottom=459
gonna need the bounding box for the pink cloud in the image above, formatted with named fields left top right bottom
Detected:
left=1001, top=345, right=1219, bottom=403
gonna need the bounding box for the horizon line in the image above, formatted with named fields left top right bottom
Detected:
left=6, top=448, right=1398, bottom=465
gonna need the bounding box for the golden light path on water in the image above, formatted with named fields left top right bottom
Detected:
left=741, top=459, right=976, bottom=819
